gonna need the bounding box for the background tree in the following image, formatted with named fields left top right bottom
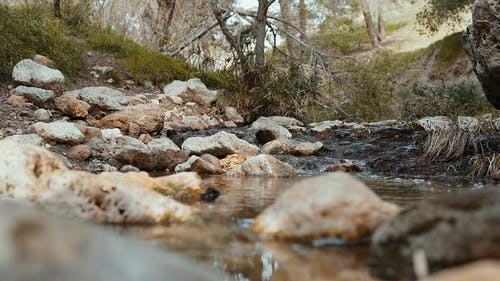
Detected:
left=53, top=0, right=61, bottom=18
left=416, top=0, right=473, bottom=33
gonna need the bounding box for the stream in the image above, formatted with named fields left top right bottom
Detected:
left=120, top=175, right=496, bottom=281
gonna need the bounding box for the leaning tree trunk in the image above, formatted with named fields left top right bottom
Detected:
left=363, top=9, right=379, bottom=48
left=298, top=0, right=307, bottom=41
left=279, top=0, right=298, bottom=60
left=377, top=2, right=386, bottom=42
left=255, top=0, right=274, bottom=68
left=54, top=0, right=62, bottom=19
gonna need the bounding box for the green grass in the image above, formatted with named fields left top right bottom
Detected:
left=0, top=5, right=84, bottom=80
left=0, top=3, right=231, bottom=88
left=433, top=32, right=464, bottom=69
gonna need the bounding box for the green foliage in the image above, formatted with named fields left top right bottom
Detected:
left=433, top=32, right=464, bottom=69
left=416, top=0, right=473, bottom=34
left=218, top=64, right=321, bottom=121
left=312, top=16, right=368, bottom=55
left=334, top=50, right=422, bottom=121
left=400, top=81, right=495, bottom=120
left=0, top=4, right=84, bottom=80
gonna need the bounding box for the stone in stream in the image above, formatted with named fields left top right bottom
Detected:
left=261, top=139, right=323, bottom=156
left=12, top=59, right=64, bottom=91
left=251, top=172, right=399, bottom=241
left=10, top=85, right=54, bottom=106
left=175, top=154, right=223, bottom=175
left=0, top=201, right=225, bottom=281
left=31, top=121, right=85, bottom=144
left=226, top=154, right=298, bottom=177
left=464, top=0, right=500, bottom=109
left=182, top=131, right=260, bottom=157
left=0, top=140, right=195, bottom=223
left=99, top=104, right=165, bottom=136
left=425, top=261, right=500, bottom=281
left=369, top=188, right=500, bottom=280
left=54, top=94, right=89, bottom=118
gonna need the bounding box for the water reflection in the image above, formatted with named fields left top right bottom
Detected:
left=123, top=175, right=493, bottom=281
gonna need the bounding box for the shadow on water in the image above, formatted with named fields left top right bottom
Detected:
left=121, top=175, right=496, bottom=281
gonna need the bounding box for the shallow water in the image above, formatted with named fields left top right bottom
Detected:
left=122, top=175, right=496, bottom=281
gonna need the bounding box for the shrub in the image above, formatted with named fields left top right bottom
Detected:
left=400, top=81, right=495, bottom=120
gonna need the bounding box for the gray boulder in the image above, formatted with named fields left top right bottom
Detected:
left=12, top=59, right=64, bottom=91
left=10, top=86, right=54, bottom=106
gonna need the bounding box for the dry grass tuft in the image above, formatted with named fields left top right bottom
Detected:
left=470, top=154, right=500, bottom=179
left=423, top=125, right=474, bottom=162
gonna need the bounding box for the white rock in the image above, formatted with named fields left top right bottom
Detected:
left=33, top=109, right=51, bottom=121
left=227, top=154, right=297, bottom=177
left=182, top=131, right=260, bottom=157
left=10, top=86, right=54, bottom=105
left=147, top=137, right=180, bottom=151
left=92, top=65, right=114, bottom=74
left=262, top=139, right=323, bottom=156
left=12, top=59, right=64, bottom=89
left=224, top=106, right=244, bottom=125
left=72, top=87, right=130, bottom=111
left=311, top=120, right=344, bottom=134
left=416, top=116, right=452, bottom=131
left=101, top=128, right=123, bottom=141
left=251, top=172, right=399, bottom=241
left=163, top=78, right=217, bottom=106
left=2, top=134, right=44, bottom=146
left=31, top=121, right=84, bottom=144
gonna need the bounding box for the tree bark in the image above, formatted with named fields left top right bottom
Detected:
left=255, top=0, right=275, bottom=68
left=362, top=9, right=379, bottom=48
left=279, top=0, right=298, bottom=60
left=298, top=0, right=307, bottom=41
left=377, top=2, right=386, bottom=42
left=54, top=0, right=62, bottom=19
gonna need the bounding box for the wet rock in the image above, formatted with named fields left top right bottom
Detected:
left=224, top=106, right=245, bottom=125
left=251, top=173, right=398, bottom=241
left=254, top=124, right=292, bottom=144
left=464, top=0, right=500, bottom=109
left=147, top=137, right=180, bottom=151
left=33, top=109, right=51, bottom=121
left=99, top=104, right=164, bottom=136
left=147, top=172, right=205, bottom=202
left=325, top=162, right=362, bottom=173
left=67, top=144, right=92, bottom=161
left=426, top=261, right=500, bottom=281
left=6, top=95, right=26, bottom=106
left=201, top=187, right=221, bottom=202
left=72, top=87, right=130, bottom=111
left=262, top=139, right=323, bottom=156
left=31, top=121, right=84, bottom=144
left=220, top=154, right=250, bottom=171
left=162, top=78, right=217, bottom=106
left=0, top=140, right=194, bottom=223
left=0, top=201, right=222, bottom=281
left=10, top=86, right=54, bottom=106
left=369, top=188, right=500, bottom=280
left=175, top=154, right=223, bottom=174
left=182, top=131, right=260, bottom=157
left=12, top=59, right=64, bottom=91
left=3, top=134, right=44, bottom=146
left=54, top=94, right=89, bottom=118
left=227, top=154, right=298, bottom=177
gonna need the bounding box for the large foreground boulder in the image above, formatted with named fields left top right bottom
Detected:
left=182, top=131, right=260, bottom=157
left=0, top=201, right=223, bottom=281
left=464, top=0, right=500, bottom=109
left=0, top=140, right=195, bottom=223
left=12, top=59, right=64, bottom=91
left=426, top=261, right=500, bottom=281
left=369, top=188, right=500, bottom=280
left=251, top=173, right=398, bottom=241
